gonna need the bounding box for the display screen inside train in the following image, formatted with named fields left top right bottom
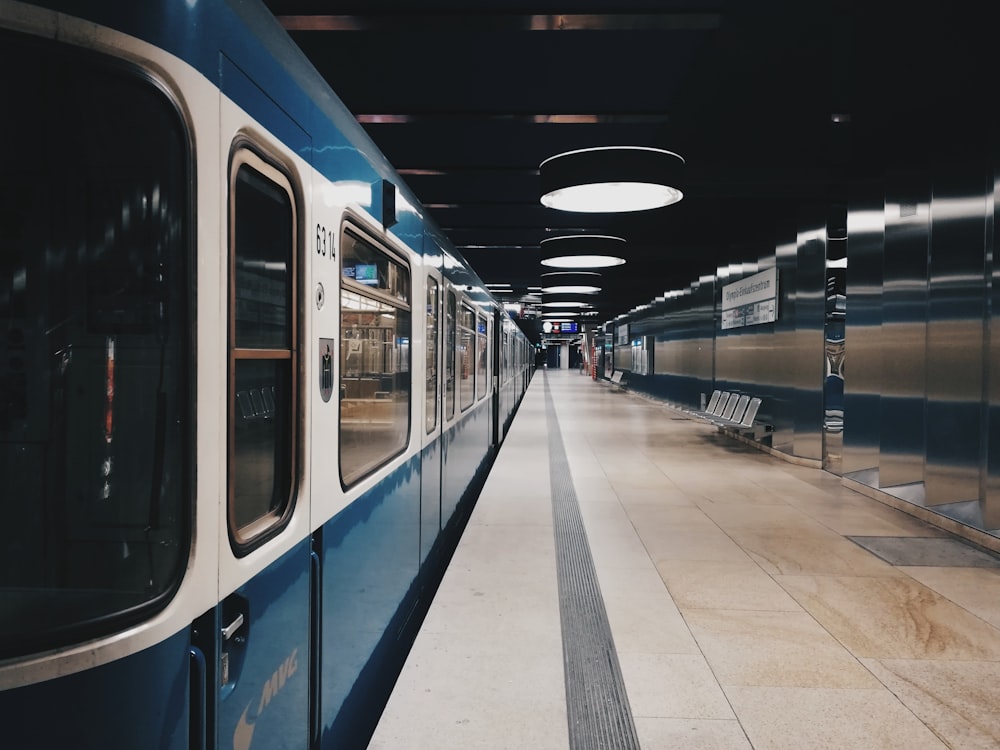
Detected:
left=346, top=263, right=378, bottom=286
left=341, top=231, right=408, bottom=301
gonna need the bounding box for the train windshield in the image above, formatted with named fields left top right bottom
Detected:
left=0, top=32, right=190, bottom=657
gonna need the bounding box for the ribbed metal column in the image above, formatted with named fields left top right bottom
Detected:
left=543, top=374, right=640, bottom=750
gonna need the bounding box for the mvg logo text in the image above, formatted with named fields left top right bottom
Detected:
left=233, top=648, right=299, bottom=750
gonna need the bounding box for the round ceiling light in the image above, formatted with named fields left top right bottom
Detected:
left=539, top=146, right=684, bottom=213
left=540, top=271, right=602, bottom=295
left=540, top=234, right=626, bottom=269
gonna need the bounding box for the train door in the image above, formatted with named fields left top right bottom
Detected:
left=420, top=256, right=444, bottom=564
left=440, top=284, right=460, bottom=525
left=491, top=308, right=502, bottom=447
left=213, top=63, right=313, bottom=750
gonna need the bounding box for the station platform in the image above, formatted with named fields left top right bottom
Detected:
left=370, top=368, right=1000, bottom=749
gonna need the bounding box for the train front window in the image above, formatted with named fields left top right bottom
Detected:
left=0, top=31, right=189, bottom=657
left=228, top=152, right=297, bottom=548
left=339, top=228, right=411, bottom=487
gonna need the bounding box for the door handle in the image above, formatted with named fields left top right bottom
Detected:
left=221, top=613, right=245, bottom=642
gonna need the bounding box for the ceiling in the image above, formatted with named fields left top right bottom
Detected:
left=261, top=0, right=991, bottom=326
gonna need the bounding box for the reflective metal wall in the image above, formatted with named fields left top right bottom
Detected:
left=924, top=168, right=987, bottom=512
left=878, top=174, right=929, bottom=489
left=617, top=157, right=1000, bottom=538
left=842, top=189, right=885, bottom=479
left=648, top=279, right=715, bottom=407
left=792, top=208, right=827, bottom=461
left=986, top=166, right=1000, bottom=528
left=842, top=162, right=996, bottom=533
left=711, top=215, right=826, bottom=462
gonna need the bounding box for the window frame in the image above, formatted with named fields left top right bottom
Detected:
left=476, top=312, right=488, bottom=401
left=226, top=144, right=300, bottom=553
left=445, top=288, right=457, bottom=421
left=425, top=276, right=440, bottom=434
left=338, top=221, right=413, bottom=488
left=458, top=300, right=476, bottom=412
left=0, top=33, right=195, bottom=656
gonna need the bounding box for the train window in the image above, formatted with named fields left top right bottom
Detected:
left=426, top=278, right=439, bottom=433
left=0, top=31, right=189, bottom=657
left=339, top=227, right=411, bottom=486
left=476, top=314, right=488, bottom=401
left=228, top=150, right=297, bottom=549
left=445, top=291, right=457, bottom=420
left=458, top=303, right=476, bottom=410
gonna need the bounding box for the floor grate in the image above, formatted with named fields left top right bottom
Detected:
left=848, top=536, right=1000, bottom=567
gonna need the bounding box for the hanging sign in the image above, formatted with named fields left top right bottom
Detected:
left=721, top=267, right=778, bottom=329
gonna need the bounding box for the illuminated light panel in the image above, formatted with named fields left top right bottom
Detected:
left=541, top=181, right=682, bottom=212
left=541, top=255, right=625, bottom=268
left=540, top=234, right=626, bottom=268
left=540, top=271, right=600, bottom=294
left=541, top=285, right=600, bottom=294
left=540, top=146, right=684, bottom=213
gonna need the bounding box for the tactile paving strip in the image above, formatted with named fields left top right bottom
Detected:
left=544, top=374, right=640, bottom=750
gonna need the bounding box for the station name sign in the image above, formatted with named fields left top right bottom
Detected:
left=721, top=267, right=778, bottom=330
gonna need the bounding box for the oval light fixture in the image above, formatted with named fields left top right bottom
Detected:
left=539, top=146, right=684, bottom=212
left=540, top=234, right=626, bottom=269
left=540, top=271, right=602, bottom=295
left=540, top=302, right=593, bottom=309
left=540, top=294, right=594, bottom=309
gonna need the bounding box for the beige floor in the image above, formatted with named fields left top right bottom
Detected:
left=370, top=369, right=1000, bottom=749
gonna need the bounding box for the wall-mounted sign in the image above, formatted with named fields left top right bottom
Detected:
left=721, top=267, right=778, bottom=330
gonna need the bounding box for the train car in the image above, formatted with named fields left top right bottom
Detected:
left=0, top=0, right=533, bottom=747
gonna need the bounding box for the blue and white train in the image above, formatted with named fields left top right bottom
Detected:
left=0, top=1, right=533, bottom=747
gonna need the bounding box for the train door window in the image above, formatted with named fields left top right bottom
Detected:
left=425, top=277, right=439, bottom=433
left=228, top=149, right=298, bottom=550
left=458, top=302, right=476, bottom=410
left=445, top=290, right=456, bottom=420
left=339, top=227, right=411, bottom=486
left=0, top=31, right=189, bottom=656
left=476, top=313, right=488, bottom=400
left=489, top=316, right=494, bottom=382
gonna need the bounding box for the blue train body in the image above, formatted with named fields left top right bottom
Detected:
left=0, top=1, right=533, bottom=747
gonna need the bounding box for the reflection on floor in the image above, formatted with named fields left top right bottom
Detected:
left=371, top=369, right=1000, bottom=749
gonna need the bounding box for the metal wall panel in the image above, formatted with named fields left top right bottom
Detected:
left=924, top=168, right=987, bottom=506
left=985, top=165, right=1000, bottom=529
left=712, top=239, right=818, bottom=459
left=823, top=204, right=847, bottom=474
left=879, top=175, right=929, bottom=489
left=842, top=190, right=885, bottom=479
left=650, top=280, right=716, bottom=407
left=770, top=222, right=802, bottom=454
left=716, top=262, right=761, bottom=395
left=714, top=256, right=787, bottom=444
left=792, top=209, right=827, bottom=461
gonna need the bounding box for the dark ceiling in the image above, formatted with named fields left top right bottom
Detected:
left=261, top=0, right=992, bottom=323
